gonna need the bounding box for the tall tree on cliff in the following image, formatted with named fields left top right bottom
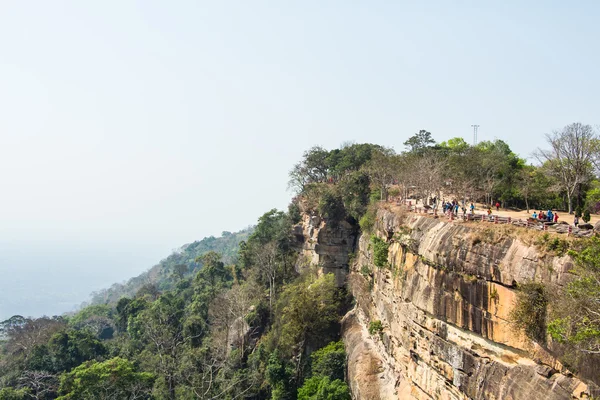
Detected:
left=362, top=147, right=397, bottom=201
left=403, top=130, right=435, bottom=154
left=536, top=123, right=599, bottom=214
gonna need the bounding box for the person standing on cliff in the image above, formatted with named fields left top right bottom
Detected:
left=574, top=215, right=579, bottom=227
left=532, top=211, right=538, bottom=219
left=470, top=203, right=475, bottom=214
left=495, top=201, right=500, bottom=211
left=554, top=213, right=559, bottom=223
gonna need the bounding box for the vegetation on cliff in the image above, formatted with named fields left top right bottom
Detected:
left=548, top=237, right=600, bottom=357
left=0, top=209, right=350, bottom=399
left=290, top=123, right=600, bottom=220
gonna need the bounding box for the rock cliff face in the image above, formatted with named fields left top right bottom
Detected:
left=296, top=206, right=599, bottom=399
left=292, top=213, right=357, bottom=286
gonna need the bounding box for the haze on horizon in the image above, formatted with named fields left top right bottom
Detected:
left=1, top=1, right=598, bottom=320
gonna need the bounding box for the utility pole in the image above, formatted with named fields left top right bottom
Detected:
left=471, top=124, right=479, bottom=146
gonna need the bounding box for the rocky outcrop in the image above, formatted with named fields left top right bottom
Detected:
left=296, top=207, right=600, bottom=399
left=292, top=213, right=357, bottom=286
left=343, top=208, right=599, bottom=399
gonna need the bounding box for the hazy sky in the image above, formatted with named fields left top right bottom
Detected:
left=1, top=1, right=598, bottom=318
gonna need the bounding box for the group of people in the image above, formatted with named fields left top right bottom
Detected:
left=430, top=197, right=586, bottom=228
left=532, top=210, right=559, bottom=223
left=440, top=199, right=468, bottom=216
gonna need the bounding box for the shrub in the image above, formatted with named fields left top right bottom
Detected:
left=583, top=209, right=591, bottom=223
left=546, top=237, right=570, bottom=256
left=360, top=265, right=371, bottom=277
left=368, top=320, right=383, bottom=336
left=490, top=287, right=499, bottom=301
left=288, top=201, right=302, bottom=224
left=298, top=376, right=350, bottom=400
left=310, top=341, right=346, bottom=381
left=549, top=237, right=600, bottom=356
left=0, top=388, right=29, bottom=400
left=318, top=189, right=346, bottom=222
left=388, top=187, right=401, bottom=198
left=370, top=235, right=389, bottom=268
left=347, top=252, right=356, bottom=265
left=510, top=282, right=548, bottom=343
left=359, top=205, right=377, bottom=233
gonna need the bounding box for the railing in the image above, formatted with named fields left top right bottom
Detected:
left=404, top=204, right=589, bottom=237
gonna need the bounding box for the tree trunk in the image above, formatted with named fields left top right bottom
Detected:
left=567, top=191, right=573, bottom=214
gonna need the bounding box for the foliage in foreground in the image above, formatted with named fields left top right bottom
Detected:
left=0, top=207, right=351, bottom=399
left=549, top=237, right=600, bottom=355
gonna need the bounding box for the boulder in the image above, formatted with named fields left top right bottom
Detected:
left=579, top=223, right=594, bottom=230
left=594, top=221, right=600, bottom=231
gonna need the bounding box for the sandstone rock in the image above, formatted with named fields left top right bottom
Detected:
left=345, top=211, right=597, bottom=399
left=294, top=208, right=599, bottom=399
left=579, top=223, right=594, bottom=230
left=293, top=213, right=356, bottom=287
left=535, top=364, right=555, bottom=378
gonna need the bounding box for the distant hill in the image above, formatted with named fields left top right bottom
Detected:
left=86, top=227, right=253, bottom=305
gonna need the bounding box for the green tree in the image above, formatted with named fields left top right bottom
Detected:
left=403, top=130, right=435, bottom=153
left=549, top=237, right=600, bottom=354
left=371, top=236, right=389, bottom=268
left=272, top=273, right=345, bottom=371
left=310, top=341, right=346, bottom=381
left=0, top=388, right=28, bottom=400
left=57, top=357, right=154, bottom=400
left=297, top=376, right=350, bottom=400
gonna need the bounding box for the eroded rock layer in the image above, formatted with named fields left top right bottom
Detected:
left=298, top=207, right=599, bottom=399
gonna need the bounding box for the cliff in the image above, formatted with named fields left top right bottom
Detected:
left=294, top=205, right=599, bottom=399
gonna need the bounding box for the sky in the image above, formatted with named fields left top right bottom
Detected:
left=0, top=1, right=599, bottom=319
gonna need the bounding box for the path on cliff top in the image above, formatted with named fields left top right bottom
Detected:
left=404, top=200, right=600, bottom=226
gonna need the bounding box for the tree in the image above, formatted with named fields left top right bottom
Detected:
left=406, top=151, right=447, bottom=206
left=297, top=376, right=350, bottom=400
left=362, top=148, right=397, bottom=201
left=272, top=272, right=345, bottom=379
left=0, top=388, right=28, bottom=400
left=549, top=237, right=600, bottom=355
left=536, top=123, right=599, bottom=214
left=195, top=252, right=231, bottom=286
left=253, top=241, right=281, bottom=312
left=403, top=130, right=435, bottom=153
left=57, top=357, right=154, bottom=400
left=17, top=370, right=58, bottom=400
left=2, top=317, right=65, bottom=361
left=171, top=264, right=188, bottom=281
left=518, top=165, right=536, bottom=213
left=310, top=341, right=346, bottom=381
left=131, top=294, right=189, bottom=399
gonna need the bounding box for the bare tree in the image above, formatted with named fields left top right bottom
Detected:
left=363, top=148, right=397, bottom=201
left=536, top=123, right=599, bottom=214
left=18, top=370, right=58, bottom=400
left=412, top=152, right=447, bottom=206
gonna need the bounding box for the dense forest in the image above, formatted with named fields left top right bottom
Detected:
left=1, top=123, right=600, bottom=399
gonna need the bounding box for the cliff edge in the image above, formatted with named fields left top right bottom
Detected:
left=295, top=205, right=599, bottom=399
